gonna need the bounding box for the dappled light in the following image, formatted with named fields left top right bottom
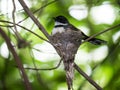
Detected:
left=0, top=0, right=120, bottom=90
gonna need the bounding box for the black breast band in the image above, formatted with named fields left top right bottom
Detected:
left=54, top=25, right=65, bottom=28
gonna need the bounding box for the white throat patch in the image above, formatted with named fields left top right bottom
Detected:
left=52, top=21, right=68, bottom=35
left=52, top=27, right=65, bottom=35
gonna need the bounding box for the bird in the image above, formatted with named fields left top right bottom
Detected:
left=51, top=15, right=106, bottom=90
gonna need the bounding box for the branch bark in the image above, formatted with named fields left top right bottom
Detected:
left=17, top=0, right=58, bottom=24
left=74, top=63, right=102, bottom=90
left=83, top=24, right=120, bottom=44
left=18, top=0, right=50, bottom=40
left=0, top=27, right=32, bottom=90
left=16, top=1, right=120, bottom=90
left=0, top=20, right=49, bottom=42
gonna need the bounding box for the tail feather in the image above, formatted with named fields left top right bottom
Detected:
left=88, top=38, right=107, bottom=45
left=82, top=32, right=107, bottom=45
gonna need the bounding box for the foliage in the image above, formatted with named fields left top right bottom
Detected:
left=0, top=0, right=120, bottom=90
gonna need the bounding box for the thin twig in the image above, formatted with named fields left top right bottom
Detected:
left=25, top=59, right=62, bottom=71
left=78, top=38, right=120, bottom=89
left=0, top=20, right=49, bottom=43
left=29, top=48, right=50, bottom=90
left=0, top=27, right=32, bottom=90
left=12, top=0, right=21, bottom=39
left=12, top=0, right=30, bottom=48
left=83, top=24, right=120, bottom=44
left=18, top=0, right=50, bottom=40
left=17, top=0, right=58, bottom=24
left=28, top=0, right=58, bottom=34
left=74, top=63, right=102, bottom=90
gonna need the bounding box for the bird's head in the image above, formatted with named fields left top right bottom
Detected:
left=53, top=16, right=69, bottom=26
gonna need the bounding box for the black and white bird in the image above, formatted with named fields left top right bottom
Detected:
left=51, top=15, right=106, bottom=90
left=52, top=15, right=106, bottom=45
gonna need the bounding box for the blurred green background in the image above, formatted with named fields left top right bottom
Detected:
left=0, top=0, right=120, bottom=90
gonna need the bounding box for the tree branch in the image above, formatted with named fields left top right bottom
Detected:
left=0, top=27, right=32, bottom=90
left=74, top=63, right=102, bottom=90
left=17, top=0, right=58, bottom=24
left=25, top=59, right=62, bottom=71
left=18, top=0, right=50, bottom=40
left=0, top=20, right=49, bottom=43
left=83, top=24, right=120, bottom=44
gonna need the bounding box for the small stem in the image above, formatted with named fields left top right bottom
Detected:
left=83, top=24, right=120, bottom=43
left=25, top=59, right=62, bottom=71
left=74, top=63, right=102, bottom=90
left=18, top=0, right=50, bottom=40
left=0, top=27, right=32, bottom=90
left=0, top=20, right=49, bottom=43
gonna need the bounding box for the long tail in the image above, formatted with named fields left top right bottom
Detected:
left=88, top=38, right=107, bottom=45
left=82, top=32, right=107, bottom=45
left=63, top=59, right=74, bottom=90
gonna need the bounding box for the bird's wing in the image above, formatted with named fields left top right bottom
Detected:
left=81, top=31, right=107, bottom=45
left=67, top=24, right=107, bottom=45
